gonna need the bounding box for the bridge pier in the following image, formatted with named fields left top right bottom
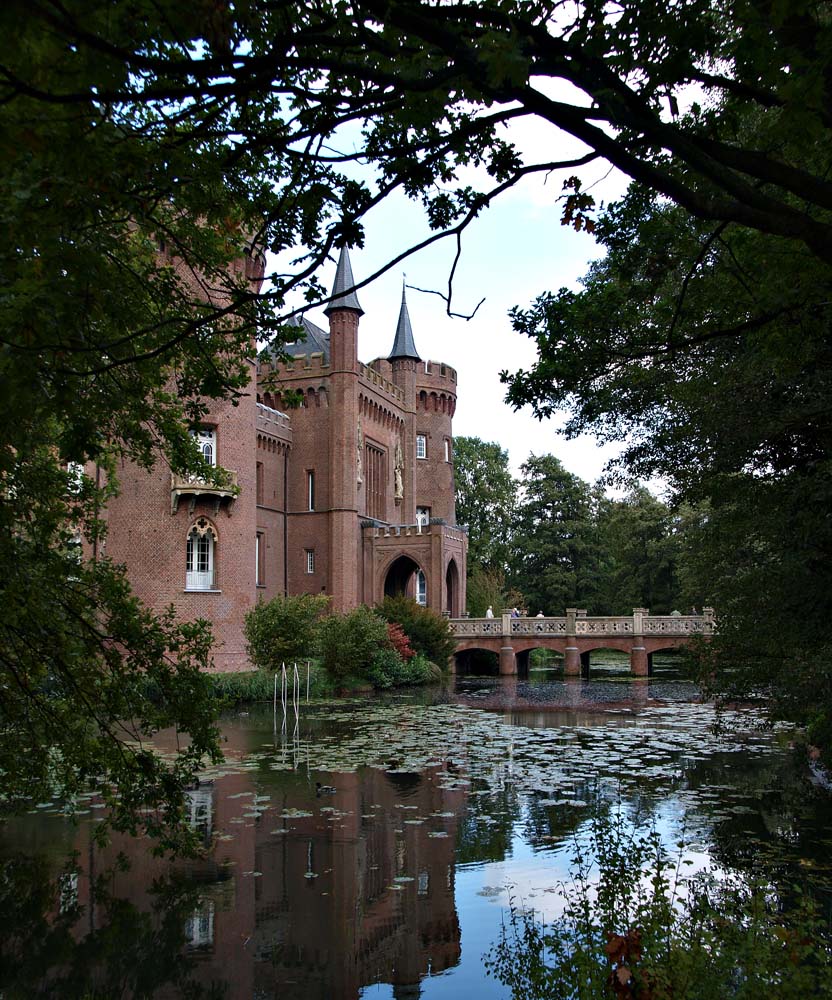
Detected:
left=564, top=645, right=581, bottom=677
left=630, top=645, right=649, bottom=677
left=499, top=645, right=517, bottom=675
left=630, top=607, right=649, bottom=677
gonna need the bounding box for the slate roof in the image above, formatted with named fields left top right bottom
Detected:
left=280, top=314, right=331, bottom=362
left=387, top=283, right=421, bottom=361
left=323, top=246, right=364, bottom=316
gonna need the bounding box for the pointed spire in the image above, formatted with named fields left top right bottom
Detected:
left=323, top=246, right=364, bottom=316
left=388, top=281, right=421, bottom=361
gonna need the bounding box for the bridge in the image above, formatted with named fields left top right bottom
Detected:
left=448, top=607, right=714, bottom=676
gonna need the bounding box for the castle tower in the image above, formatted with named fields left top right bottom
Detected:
left=388, top=283, right=420, bottom=524
left=323, top=247, right=363, bottom=610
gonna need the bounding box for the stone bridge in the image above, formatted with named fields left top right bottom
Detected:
left=448, top=607, right=714, bottom=676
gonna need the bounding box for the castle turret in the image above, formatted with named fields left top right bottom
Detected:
left=324, top=247, right=362, bottom=609
left=388, top=284, right=420, bottom=522
left=324, top=246, right=363, bottom=371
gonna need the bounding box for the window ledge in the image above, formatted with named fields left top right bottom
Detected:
left=184, top=588, right=222, bottom=594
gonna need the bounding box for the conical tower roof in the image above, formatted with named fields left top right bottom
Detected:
left=387, top=283, right=421, bottom=361
left=323, top=246, right=364, bottom=316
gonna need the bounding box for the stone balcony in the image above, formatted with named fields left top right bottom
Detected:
left=171, top=470, right=238, bottom=515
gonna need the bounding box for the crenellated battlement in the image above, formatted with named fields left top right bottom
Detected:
left=359, top=363, right=405, bottom=403
left=260, top=350, right=331, bottom=379
left=256, top=402, right=292, bottom=444
left=417, top=359, right=457, bottom=388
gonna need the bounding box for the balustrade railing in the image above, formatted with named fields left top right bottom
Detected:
left=449, top=609, right=714, bottom=639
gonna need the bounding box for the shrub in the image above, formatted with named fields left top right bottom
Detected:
left=316, top=605, right=390, bottom=682
left=386, top=622, right=415, bottom=661
left=400, top=652, right=442, bottom=685
left=376, top=596, right=456, bottom=667
left=366, top=646, right=405, bottom=689
left=244, top=594, right=329, bottom=673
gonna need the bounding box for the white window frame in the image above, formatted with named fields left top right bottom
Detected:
left=416, top=506, right=430, bottom=529
left=415, top=569, right=427, bottom=605
left=185, top=900, right=215, bottom=949
left=416, top=435, right=427, bottom=460
left=191, top=428, right=216, bottom=467
left=444, top=438, right=451, bottom=462
left=307, top=470, right=315, bottom=511
left=306, top=549, right=315, bottom=574
left=186, top=524, right=215, bottom=590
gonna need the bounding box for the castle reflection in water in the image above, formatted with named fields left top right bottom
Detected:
left=69, top=753, right=466, bottom=999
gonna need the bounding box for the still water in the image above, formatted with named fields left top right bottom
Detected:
left=2, top=662, right=831, bottom=999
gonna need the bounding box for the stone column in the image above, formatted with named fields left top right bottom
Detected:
left=499, top=645, right=517, bottom=675
left=630, top=607, right=649, bottom=677
left=499, top=610, right=516, bottom=674
left=564, top=607, right=580, bottom=677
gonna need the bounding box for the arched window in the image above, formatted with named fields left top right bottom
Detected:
left=416, top=570, right=427, bottom=606
left=186, top=518, right=216, bottom=590
left=191, top=428, right=216, bottom=466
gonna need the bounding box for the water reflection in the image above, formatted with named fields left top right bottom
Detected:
left=1, top=685, right=830, bottom=999
left=1, top=730, right=466, bottom=1000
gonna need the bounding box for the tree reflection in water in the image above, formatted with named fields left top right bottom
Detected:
left=0, top=853, right=227, bottom=998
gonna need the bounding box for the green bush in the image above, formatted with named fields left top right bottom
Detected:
left=244, top=593, right=329, bottom=672
left=316, top=605, right=391, bottom=682
left=375, top=596, right=456, bottom=667
left=400, top=652, right=442, bottom=685
left=366, top=646, right=404, bottom=689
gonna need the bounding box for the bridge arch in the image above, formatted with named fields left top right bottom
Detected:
left=453, top=645, right=499, bottom=675
left=516, top=645, right=566, bottom=675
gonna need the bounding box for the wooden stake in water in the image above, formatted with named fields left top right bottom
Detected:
left=281, top=662, right=287, bottom=718
left=293, top=662, right=300, bottom=723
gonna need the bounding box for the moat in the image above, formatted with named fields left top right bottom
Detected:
left=3, top=660, right=831, bottom=999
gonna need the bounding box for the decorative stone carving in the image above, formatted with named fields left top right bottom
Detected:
left=356, top=417, right=363, bottom=487
left=394, top=439, right=404, bottom=504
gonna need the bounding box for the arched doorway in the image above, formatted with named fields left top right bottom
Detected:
left=445, top=559, right=460, bottom=617
left=384, top=555, right=424, bottom=602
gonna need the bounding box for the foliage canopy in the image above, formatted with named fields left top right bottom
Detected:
left=4, top=0, right=831, bottom=830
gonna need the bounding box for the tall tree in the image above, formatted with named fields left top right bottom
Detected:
left=594, top=487, right=682, bottom=615
left=503, top=177, right=832, bottom=743
left=510, top=455, right=603, bottom=614
left=453, top=436, right=517, bottom=572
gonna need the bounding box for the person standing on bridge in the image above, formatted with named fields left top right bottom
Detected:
left=485, top=605, right=494, bottom=618
left=536, top=611, right=545, bottom=618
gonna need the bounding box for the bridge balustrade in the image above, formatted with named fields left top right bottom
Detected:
left=448, top=609, right=714, bottom=677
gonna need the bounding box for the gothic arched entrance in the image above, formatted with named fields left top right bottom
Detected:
left=383, top=555, right=424, bottom=602
left=445, top=558, right=460, bottom=617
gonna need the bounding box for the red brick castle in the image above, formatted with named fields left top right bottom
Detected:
left=101, top=248, right=467, bottom=670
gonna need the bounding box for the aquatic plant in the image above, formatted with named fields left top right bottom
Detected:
left=486, top=810, right=832, bottom=999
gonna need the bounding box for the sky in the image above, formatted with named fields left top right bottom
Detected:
left=274, top=101, right=634, bottom=487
